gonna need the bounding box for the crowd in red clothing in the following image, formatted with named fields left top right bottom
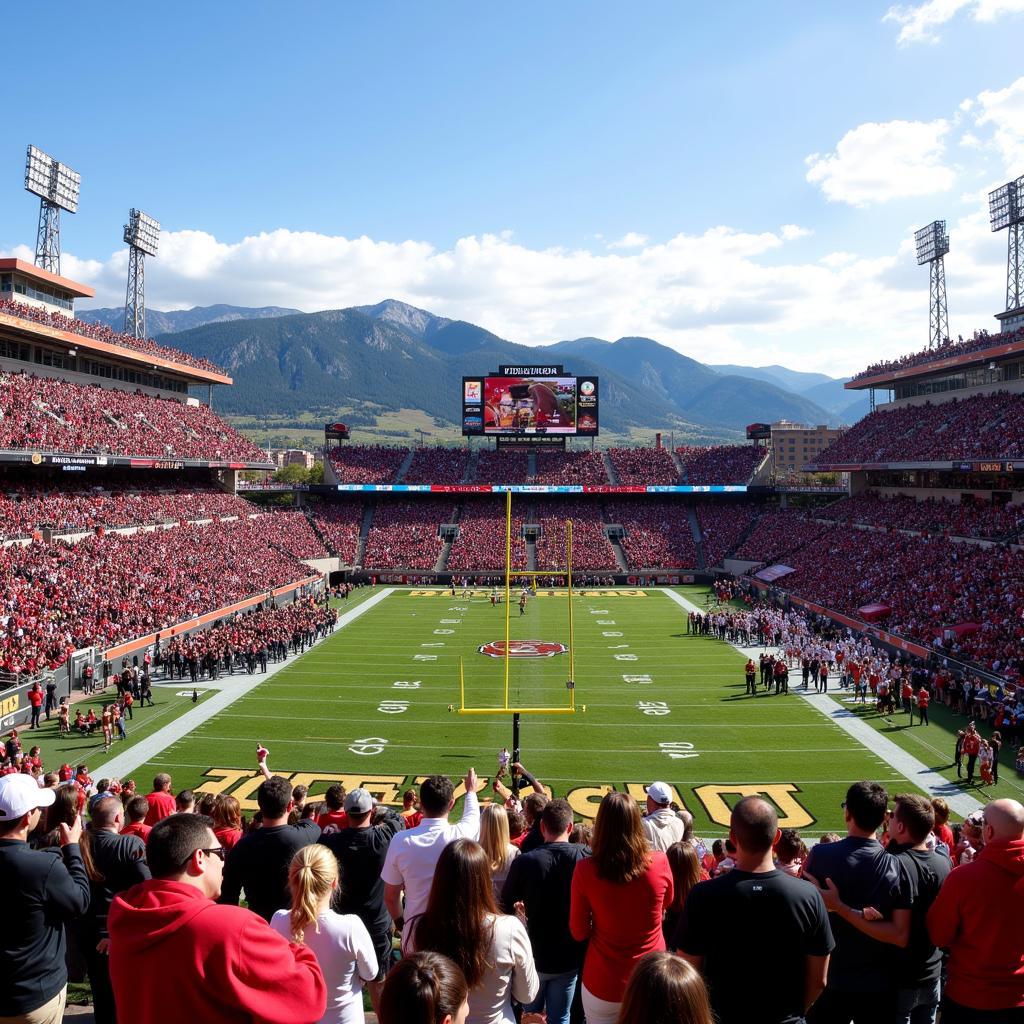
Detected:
left=819, top=491, right=1022, bottom=541
left=696, top=502, right=760, bottom=567
left=851, top=324, right=1024, bottom=381
left=403, top=447, right=470, bottom=484
left=305, top=499, right=363, bottom=562
left=532, top=450, right=608, bottom=485
left=0, top=299, right=228, bottom=375
left=447, top=500, right=527, bottom=570
left=327, top=445, right=408, bottom=483
left=534, top=499, right=618, bottom=570
left=606, top=499, right=698, bottom=569
left=0, top=517, right=314, bottom=677
left=0, top=485, right=252, bottom=540
left=362, top=500, right=455, bottom=569
left=677, top=444, right=763, bottom=485
left=0, top=372, right=266, bottom=462
left=813, top=391, right=1024, bottom=465
left=733, top=510, right=832, bottom=563
left=474, top=450, right=530, bottom=484
left=257, top=511, right=329, bottom=560
left=607, top=446, right=679, bottom=485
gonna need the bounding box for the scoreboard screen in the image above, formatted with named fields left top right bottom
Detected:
left=462, top=365, right=598, bottom=437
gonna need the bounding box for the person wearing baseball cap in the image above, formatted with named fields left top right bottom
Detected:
left=0, top=773, right=89, bottom=1022
left=642, top=782, right=686, bottom=853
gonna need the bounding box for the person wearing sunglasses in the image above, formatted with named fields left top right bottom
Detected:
left=107, top=812, right=328, bottom=1024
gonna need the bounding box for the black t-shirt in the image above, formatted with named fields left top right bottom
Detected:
left=887, top=842, right=951, bottom=986
left=319, top=811, right=402, bottom=934
left=802, top=836, right=911, bottom=992
left=499, top=841, right=590, bottom=974
left=674, top=868, right=833, bottom=1024
left=220, top=819, right=320, bottom=921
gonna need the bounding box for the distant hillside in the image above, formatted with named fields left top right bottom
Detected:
left=145, top=298, right=846, bottom=436
left=77, top=303, right=302, bottom=337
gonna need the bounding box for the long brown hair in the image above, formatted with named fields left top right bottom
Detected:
left=616, top=951, right=713, bottom=1024
left=665, top=841, right=701, bottom=914
left=380, top=951, right=469, bottom=1024
left=212, top=794, right=242, bottom=831
left=411, top=838, right=497, bottom=988
left=591, top=791, right=651, bottom=884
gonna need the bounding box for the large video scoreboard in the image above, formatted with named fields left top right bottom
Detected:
left=461, top=364, right=599, bottom=440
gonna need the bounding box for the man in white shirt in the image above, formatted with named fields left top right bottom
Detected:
left=382, top=767, right=480, bottom=941
left=641, top=781, right=686, bottom=852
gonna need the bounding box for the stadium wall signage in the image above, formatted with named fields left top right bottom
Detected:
left=193, top=768, right=815, bottom=828
left=330, top=483, right=748, bottom=493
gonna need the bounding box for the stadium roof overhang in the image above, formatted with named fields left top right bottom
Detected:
left=0, top=257, right=95, bottom=299
left=0, top=309, right=232, bottom=386
left=846, top=335, right=1024, bottom=390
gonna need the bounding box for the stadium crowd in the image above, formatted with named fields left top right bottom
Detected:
left=0, top=517, right=315, bottom=677
left=533, top=450, right=608, bottom=485
left=327, top=446, right=408, bottom=484
left=534, top=499, right=618, bottom=571
left=0, top=298, right=228, bottom=375
left=447, top=501, right=528, bottom=571
left=676, top=444, right=763, bottom=485
left=1, top=750, right=1020, bottom=1024
left=606, top=499, right=698, bottom=569
left=306, top=499, right=364, bottom=563
left=404, top=448, right=471, bottom=485
left=474, top=450, right=530, bottom=485
left=362, top=500, right=455, bottom=569
left=607, top=446, right=679, bottom=485
left=0, top=371, right=267, bottom=462
left=851, top=324, right=1024, bottom=382
left=696, top=502, right=760, bottom=567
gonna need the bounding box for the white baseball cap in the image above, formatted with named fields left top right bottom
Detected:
left=0, top=774, right=56, bottom=821
left=646, top=781, right=673, bottom=805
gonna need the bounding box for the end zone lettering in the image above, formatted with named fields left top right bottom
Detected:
left=194, top=768, right=814, bottom=828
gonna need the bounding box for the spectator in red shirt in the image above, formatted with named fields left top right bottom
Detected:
left=962, top=724, right=982, bottom=784
left=316, top=784, right=349, bottom=834
left=120, top=796, right=152, bottom=844
left=569, top=791, right=674, bottom=1024
left=143, top=774, right=177, bottom=825
left=927, top=798, right=1024, bottom=1021
left=27, top=684, right=43, bottom=730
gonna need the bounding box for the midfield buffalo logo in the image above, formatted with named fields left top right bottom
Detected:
left=478, top=640, right=569, bottom=658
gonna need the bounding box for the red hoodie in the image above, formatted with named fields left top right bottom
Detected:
left=927, top=837, right=1024, bottom=1010
left=108, top=880, right=326, bottom=1024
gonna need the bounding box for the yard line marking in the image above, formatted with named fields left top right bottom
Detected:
left=89, top=588, right=396, bottom=780
left=662, top=589, right=984, bottom=818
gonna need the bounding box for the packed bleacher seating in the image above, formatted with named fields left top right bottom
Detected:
left=532, top=449, right=608, bottom=485
left=0, top=517, right=314, bottom=676
left=811, top=391, right=1024, bottom=465
left=362, top=499, right=455, bottom=569
left=0, top=372, right=267, bottom=462
left=0, top=299, right=227, bottom=375
left=606, top=498, right=697, bottom=568
left=305, top=499, right=363, bottom=562
left=696, top=501, right=761, bottom=566
left=818, top=491, right=1022, bottom=541
left=326, top=445, right=407, bottom=483
left=446, top=499, right=527, bottom=570
left=0, top=485, right=253, bottom=540
left=473, top=449, right=529, bottom=484
left=533, top=499, right=617, bottom=570
left=851, top=324, right=1024, bottom=381
left=403, top=447, right=470, bottom=484
left=607, top=446, right=679, bottom=485
left=677, top=444, right=763, bottom=484
left=257, top=510, right=329, bottom=560
left=732, top=509, right=832, bottom=563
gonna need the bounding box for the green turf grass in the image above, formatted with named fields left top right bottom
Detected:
left=129, top=585, right=929, bottom=837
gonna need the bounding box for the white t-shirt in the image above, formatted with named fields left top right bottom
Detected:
left=270, top=909, right=378, bottom=1024
left=381, top=791, right=480, bottom=927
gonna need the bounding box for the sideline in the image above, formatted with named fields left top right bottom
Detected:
left=96, top=588, right=395, bottom=780
left=663, top=589, right=983, bottom=818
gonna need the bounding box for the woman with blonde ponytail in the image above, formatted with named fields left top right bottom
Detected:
left=271, top=844, right=379, bottom=1023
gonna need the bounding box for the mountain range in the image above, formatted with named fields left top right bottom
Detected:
left=77, top=300, right=870, bottom=437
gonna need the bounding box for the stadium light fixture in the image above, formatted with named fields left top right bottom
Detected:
left=24, top=144, right=81, bottom=274
left=989, top=174, right=1024, bottom=321
left=123, top=208, right=161, bottom=257
left=914, top=220, right=950, bottom=348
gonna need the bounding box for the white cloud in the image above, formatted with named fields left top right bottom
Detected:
left=974, top=75, right=1024, bottom=172
left=884, top=0, right=1024, bottom=45
left=806, top=119, right=956, bottom=206
left=606, top=232, right=649, bottom=250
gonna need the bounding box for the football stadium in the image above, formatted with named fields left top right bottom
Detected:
left=2, top=12, right=1024, bottom=1024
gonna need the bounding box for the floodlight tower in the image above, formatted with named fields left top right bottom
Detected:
left=914, top=220, right=950, bottom=349
left=123, top=209, right=160, bottom=339
left=989, top=175, right=1024, bottom=332
left=24, top=145, right=81, bottom=275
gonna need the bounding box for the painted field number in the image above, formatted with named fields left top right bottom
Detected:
left=638, top=701, right=670, bottom=716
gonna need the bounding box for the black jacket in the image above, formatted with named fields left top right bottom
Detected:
left=0, top=839, right=91, bottom=1015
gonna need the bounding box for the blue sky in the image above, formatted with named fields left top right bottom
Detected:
left=2, top=1, right=1023, bottom=374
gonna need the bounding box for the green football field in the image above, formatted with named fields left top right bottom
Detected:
left=121, top=584, right=939, bottom=838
